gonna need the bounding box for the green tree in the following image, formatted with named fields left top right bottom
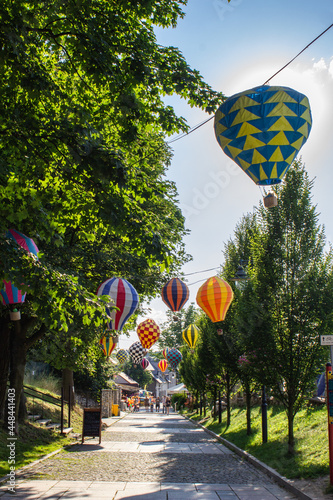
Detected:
left=158, top=303, right=199, bottom=349
left=124, top=359, right=152, bottom=390
left=0, top=0, right=224, bottom=428
left=249, top=161, right=332, bottom=454
left=222, top=213, right=260, bottom=432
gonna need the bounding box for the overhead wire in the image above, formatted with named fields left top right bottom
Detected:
left=127, top=22, right=333, bottom=284
left=151, top=21, right=333, bottom=154
left=183, top=266, right=220, bottom=277
left=263, top=22, right=333, bottom=85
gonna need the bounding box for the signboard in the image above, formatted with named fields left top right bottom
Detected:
left=320, top=336, right=333, bottom=346
left=82, top=407, right=101, bottom=444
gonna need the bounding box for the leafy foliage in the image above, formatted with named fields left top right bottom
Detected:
left=158, top=303, right=199, bottom=349
left=0, top=0, right=225, bottom=423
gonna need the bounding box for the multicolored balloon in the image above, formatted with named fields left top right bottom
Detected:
left=128, top=341, right=147, bottom=366
left=141, top=358, right=149, bottom=370
left=162, top=348, right=169, bottom=360
left=137, top=318, right=160, bottom=349
left=158, top=359, right=168, bottom=373
left=196, top=276, right=233, bottom=323
left=161, top=278, right=189, bottom=312
left=99, top=334, right=116, bottom=357
left=182, top=324, right=199, bottom=349
left=116, top=349, right=128, bottom=364
left=96, top=277, right=139, bottom=332
left=214, top=85, right=312, bottom=186
left=166, top=348, right=182, bottom=371
left=1, top=229, right=39, bottom=305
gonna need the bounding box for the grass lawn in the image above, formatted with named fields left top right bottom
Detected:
left=186, top=404, right=329, bottom=480
left=0, top=392, right=84, bottom=478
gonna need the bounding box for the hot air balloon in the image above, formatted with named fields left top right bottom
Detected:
left=141, top=358, right=149, bottom=370
left=161, top=278, right=189, bottom=312
left=128, top=341, right=146, bottom=366
left=182, top=324, right=199, bottom=350
left=137, top=318, right=160, bottom=350
left=166, top=348, right=182, bottom=371
left=116, top=349, right=128, bottom=364
left=99, top=334, right=116, bottom=357
left=1, top=229, right=39, bottom=306
left=158, top=359, right=168, bottom=373
left=96, top=278, right=139, bottom=333
left=214, top=85, right=312, bottom=206
left=162, top=348, right=169, bottom=360
left=196, top=276, right=233, bottom=323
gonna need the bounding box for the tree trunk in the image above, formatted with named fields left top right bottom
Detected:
left=6, top=316, right=42, bottom=433
left=203, top=392, right=206, bottom=417
left=9, top=320, right=27, bottom=433
left=62, top=368, right=75, bottom=409
left=226, top=372, right=231, bottom=428
left=245, top=383, right=252, bottom=435
left=0, top=318, right=11, bottom=420
left=212, top=386, right=217, bottom=419
left=287, top=408, right=295, bottom=455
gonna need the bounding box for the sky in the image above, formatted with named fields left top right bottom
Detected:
left=118, top=0, right=333, bottom=350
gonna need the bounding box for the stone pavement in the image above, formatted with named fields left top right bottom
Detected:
left=0, top=409, right=307, bottom=499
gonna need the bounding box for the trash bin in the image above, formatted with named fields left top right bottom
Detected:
left=112, top=404, right=119, bottom=416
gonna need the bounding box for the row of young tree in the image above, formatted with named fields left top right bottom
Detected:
left=0, top=0, right=223, bottom=431
left=161, top=161, right=333, bottom=455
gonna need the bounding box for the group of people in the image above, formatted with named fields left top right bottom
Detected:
left=143, top=395, right=171, bottom=414
left=125, top=395, right=140, bottom=412
left=123, top=394, right=172, bottom=414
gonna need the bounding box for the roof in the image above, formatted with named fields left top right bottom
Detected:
left=114, top=372, right=139, bottom=387
left=167, top=383, right=189, bottom=394
left=152, top=374, right=163, bottom=384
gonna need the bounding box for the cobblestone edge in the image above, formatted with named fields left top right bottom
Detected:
left=0, top=413, right=127, bottom=486
left=183, top=414, right=313, bottom=500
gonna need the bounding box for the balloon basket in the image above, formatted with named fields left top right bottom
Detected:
left=10, top=310, right=21, bottom=321
left=263, top=192, right=278, bottom=208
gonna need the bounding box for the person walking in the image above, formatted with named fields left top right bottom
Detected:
left=155, top=396, right=160, bottom=412
left=162, top=395, right=166, bottom=414
left=144, top=396, right=149, bottom=412
left=165, top=396, right=171, bottom=415
left=150, top=396, right=155, bottom=412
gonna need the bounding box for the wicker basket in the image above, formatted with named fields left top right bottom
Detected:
left=264, top=192, right=278, bottom=208
left=10, top=310, right=21, bottom=321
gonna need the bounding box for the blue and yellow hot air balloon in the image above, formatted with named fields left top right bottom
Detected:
left=196, top=276, right=233, bottom=323
left=214, top=85, right=312, bottom=206
left=161, top=278, right=189, bottom=312
left=116, top=349, right=128, bottom=364
left=182, top=324, right=199, bottom=350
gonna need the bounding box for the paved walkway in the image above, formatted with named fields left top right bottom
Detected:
left=0, top=410, right=303, bottom=499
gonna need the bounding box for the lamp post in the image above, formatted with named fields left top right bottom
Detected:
left=231, top=261, right=268, bottom=444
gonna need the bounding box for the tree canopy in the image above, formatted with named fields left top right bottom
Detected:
left=0, top=0, right=225, bottom=425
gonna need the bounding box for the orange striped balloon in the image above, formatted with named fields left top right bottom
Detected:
left=196, top=276, right=233, bottom=323
left=161, top=278, right=189, bottom=312
left=158, top=359, right=168, bottom=373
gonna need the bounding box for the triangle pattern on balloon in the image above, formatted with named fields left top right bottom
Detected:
left=214, top=85, right=312, bottom=186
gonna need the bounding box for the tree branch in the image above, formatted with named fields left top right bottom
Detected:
left=25, top=323, right=47, bottom=350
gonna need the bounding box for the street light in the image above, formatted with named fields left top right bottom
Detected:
left=232, top=261, right=268, bottom=444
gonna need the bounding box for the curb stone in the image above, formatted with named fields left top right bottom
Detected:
left=183, top=414, right=313, bottom=500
